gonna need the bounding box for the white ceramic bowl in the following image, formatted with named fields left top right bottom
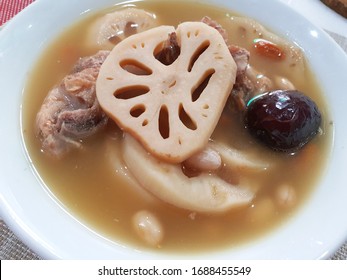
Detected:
left=1, top=0, right=347, bottom=259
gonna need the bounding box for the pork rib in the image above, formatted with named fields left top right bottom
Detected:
left=36, top=50, right=110, bottom=158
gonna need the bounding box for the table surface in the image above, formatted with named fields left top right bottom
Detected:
left=0, top=0, right=346, bottom=260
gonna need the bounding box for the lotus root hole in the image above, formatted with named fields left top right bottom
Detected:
left=191, top=69, right=215, bottom=102
left=108, top=35, right=122, bottom=45
left=130, top=104, right=146, bottom=118
left=158, top=105, right=170, bottom=139
left=153, top=38, right=181, bottom=66
left=142, top=119, right=149, bottom=126
left=114, top=85, right=149, bottom=100
left=179, top=103, right=197, bottom=131
left=120, top=59, right=153, bottom=75
left=188, top=40, right=210, bottom=72
left=169, top=80, right=176, bottom=88
left=124, top=21, right=138, bottom=37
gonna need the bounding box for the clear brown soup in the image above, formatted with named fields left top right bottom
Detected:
left=22, top=0, right=332, bottom=254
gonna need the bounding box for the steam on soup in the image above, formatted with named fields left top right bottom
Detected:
left=22, top=0, right=332, bottom=253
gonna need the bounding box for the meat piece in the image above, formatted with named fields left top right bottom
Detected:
left=201, top=16, right=229, bottom=42
left=228, top=44, right=249, bottom=76
left=155, top=32, right=180, bottom=65
left=72, top=51, right=110, bottom=73
left=201, top=16, right=254, bottom=110
left=228, top=46, right=254, bottom=110
left=202, top=17, right=249, bottom=74
left=36, top=50, right=110, bottom=158
left=202, top=16, right=285, bottom=112
left=153, top=17, right=254, bottom=112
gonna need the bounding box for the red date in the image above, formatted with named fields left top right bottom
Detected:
left=245, top=90, right=321, bottom=152
left=253, top=39, right=285, bottom=60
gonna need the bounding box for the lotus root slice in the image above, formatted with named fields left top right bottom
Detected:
left=96, top=22, right=237, bottom=163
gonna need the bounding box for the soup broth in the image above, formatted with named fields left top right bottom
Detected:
left=22, top=0, right=332, bottom=254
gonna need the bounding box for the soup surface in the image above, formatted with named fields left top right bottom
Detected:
left=22, top=0, right=332, bottom=254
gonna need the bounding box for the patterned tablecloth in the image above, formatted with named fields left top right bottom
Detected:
left=0, top=0, right=346, bottom=260
left=0, top=0, right=33, bottom=25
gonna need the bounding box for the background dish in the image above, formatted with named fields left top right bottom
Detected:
left=1, top=0, right=347, bottom=259
left=280, top=0, right=347, bottom=38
